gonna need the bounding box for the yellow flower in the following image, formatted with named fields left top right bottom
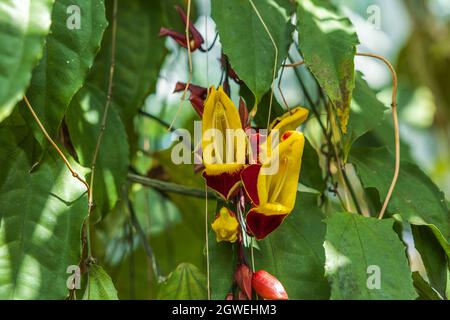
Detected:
left=201, top=86, right=247, bottom=200
left=241, top=107, right=308, bottom=239
left=211, top=207, right=239, bottom=243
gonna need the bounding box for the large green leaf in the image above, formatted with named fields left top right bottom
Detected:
left=0, top=0, right=54, bottom=122
left=297, top=0, right=359, bottom=132
left=83, top=264, right=118, bottom=300
left=324, top=212, right=417, bottom=299
left=411, top=225, right=448, bottom=299
left=343, top=72, right=386, bottom=156
left=157, top=263, right=207, bottom=299
left=256, top=192, right=330, bottom=299
left=21, top=0, right=107, bottom=145
left=349, top=147, right=450, bottom=240
left=212, top=0, right=293, bottom=103
left=0, top=128, right=88, bottom=299
left=88, top=0, right=166, bottom=144
left=66, top=84, right=129, bottom=218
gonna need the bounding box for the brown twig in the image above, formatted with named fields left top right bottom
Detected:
left=22, top=96, right=90, bottom=192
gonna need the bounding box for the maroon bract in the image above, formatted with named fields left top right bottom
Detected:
left=159, top=5, right=204, bottom=51
left=234, top=263, right=253, bottom=300
left=174, top=82, right=208, bottom=116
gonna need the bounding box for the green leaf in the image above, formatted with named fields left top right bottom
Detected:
left=0, top=128, right=88, bottom=299
left=66, top=84, right=129, bottom=218
left=297, top=0, right=359, bottom=132
left=411, top=225, right=448, bottom=298
left=21, top=0, right=107, bottom=145
left=256, top=193, right=330, bottom=299
left=343, top=72, right=387, bottom=156
left=88, top=0, right=166, bottom=145
left=209, top=199, right=236, bottom=300
left=209, top=235, right=235, bottom=300
left=157, top=263, right=207, bottom=300
left=300, top=138, right=326, bottom=191
left=83, top=264, right=118, bottom=300
left=0, top=0, right=54, bottom=122
left=212, top=0, right=293, bottom=103
left=251, top=88, right=286, bottom=128
left=412, top=272, right=442, bottom=300
left=349, top=147, right=450, bottom=240
left=324, top=212, right=417, bottom=299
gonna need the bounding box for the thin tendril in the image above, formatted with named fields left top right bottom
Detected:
left=248, top=0, right=278, bottom=130
left=205, top=181, right=211, bottom=300
left=355, top=52, right=399, bottom=219
left=169, top=0, right=193, bottom=131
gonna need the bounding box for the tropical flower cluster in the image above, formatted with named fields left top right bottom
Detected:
left=201, top=86, right=308, bottom=240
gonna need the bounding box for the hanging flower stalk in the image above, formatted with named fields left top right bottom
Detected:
left=198, top=85, right=308, bottom=299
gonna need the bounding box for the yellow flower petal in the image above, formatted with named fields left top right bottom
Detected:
left=211, top=207, right=239, bottom=243
left=202, top=86, right=246, bottom=176
left=256, top=131, right=305, bottom=216
left=269, top=107, right=309, bottom=137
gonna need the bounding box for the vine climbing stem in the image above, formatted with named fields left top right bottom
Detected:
left=22, top=96, right=90, bottom=193
left=355, top=52, right=399, bottom=220
left=89, top=0, right=118, bottom=211
left=22, top=95, right=91, bottom=297
left=81, top=0, right=118, bottom=268
left=285, top=55, right=363, bottom=214
left=285, top=52, right=400, bottom=219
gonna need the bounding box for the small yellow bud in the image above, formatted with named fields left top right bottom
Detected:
left=211, top=207, right=239, bottom=243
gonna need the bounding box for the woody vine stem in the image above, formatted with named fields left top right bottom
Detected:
left=285, top=52, right=400, bottom=219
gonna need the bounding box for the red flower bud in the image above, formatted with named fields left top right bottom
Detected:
left=234, top=264, right=253, bottom=300
left=159, top=5, right=204, bottom=51
left=251, top=270, right=288, bottom=300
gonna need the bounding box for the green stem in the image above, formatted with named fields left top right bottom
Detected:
left=127, top=173, right=218, bottom=199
